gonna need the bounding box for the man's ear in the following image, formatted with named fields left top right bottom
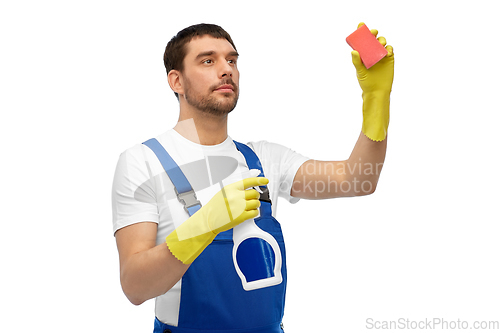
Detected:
left=167, top=69, right=184, bottom=96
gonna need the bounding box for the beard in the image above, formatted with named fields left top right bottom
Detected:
left=184, top=78, right=239, bottom=117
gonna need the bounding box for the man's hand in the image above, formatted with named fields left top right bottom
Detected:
left=167, top=176, right=269, bottom=264
left=204, top=177, right=266, bottom=234
left=351, top=22, right=395, bottom=93
left=351, top=22, right=394, bottom=142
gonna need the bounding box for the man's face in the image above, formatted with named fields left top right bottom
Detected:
left=180, top=35, right=240, bottom=116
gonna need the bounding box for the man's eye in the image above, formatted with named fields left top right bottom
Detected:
left=203, top=59, right=213, bottom=64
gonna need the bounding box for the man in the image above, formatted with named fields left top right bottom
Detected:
left=112, top=23, right=394, bottom=332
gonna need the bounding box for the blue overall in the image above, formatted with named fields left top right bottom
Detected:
left=143, top=139, right=286, bottom=333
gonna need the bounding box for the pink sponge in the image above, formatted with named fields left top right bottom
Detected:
left=346, top=24, right=387, bottom=69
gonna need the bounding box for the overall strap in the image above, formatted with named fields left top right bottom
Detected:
left=143, top=138, right=201, bottom=216
left=233, top=141, right=264, bottom=177
left=233, top=141, right=272, bottom=212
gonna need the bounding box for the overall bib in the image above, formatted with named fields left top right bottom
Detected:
left=143, top=139, right=287, bottom=333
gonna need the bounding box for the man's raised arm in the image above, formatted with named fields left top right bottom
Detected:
left=291, top=23, right=394, bottom=199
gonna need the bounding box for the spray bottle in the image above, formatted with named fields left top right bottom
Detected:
left=231, top=169, right=283, bottom=291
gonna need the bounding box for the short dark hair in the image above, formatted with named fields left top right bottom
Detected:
left=164, top=23, right=237, bottom=99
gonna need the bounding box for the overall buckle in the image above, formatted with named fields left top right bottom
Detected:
left=259, top=186, right=272, bottom=204
left=175, top=188, right=201, bottom=214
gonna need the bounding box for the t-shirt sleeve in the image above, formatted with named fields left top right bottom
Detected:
left=111, top=144, right=159, bottom=235
left=249, top=141, right=310, bottom=204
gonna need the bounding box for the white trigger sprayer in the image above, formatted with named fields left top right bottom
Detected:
left=231, top=169, right=283, bottom=291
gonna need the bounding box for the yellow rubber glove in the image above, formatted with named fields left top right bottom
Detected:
left=351, top=22, right=395, bottom=142
left=166, top=176, right=269, bottom=264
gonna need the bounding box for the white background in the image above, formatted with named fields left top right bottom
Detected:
left=1, top=0, right=499, bottom=332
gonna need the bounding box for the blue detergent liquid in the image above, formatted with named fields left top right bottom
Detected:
left=236, top=237, right=275, bottom=282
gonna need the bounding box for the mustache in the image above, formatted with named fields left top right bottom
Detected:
left=211, top=78, right=238, bottom=91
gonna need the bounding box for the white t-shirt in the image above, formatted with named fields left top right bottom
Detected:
left=111, top=128, right=309, bottom=324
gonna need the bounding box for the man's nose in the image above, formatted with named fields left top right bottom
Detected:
left=219, top=61, right=233, bottom=78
